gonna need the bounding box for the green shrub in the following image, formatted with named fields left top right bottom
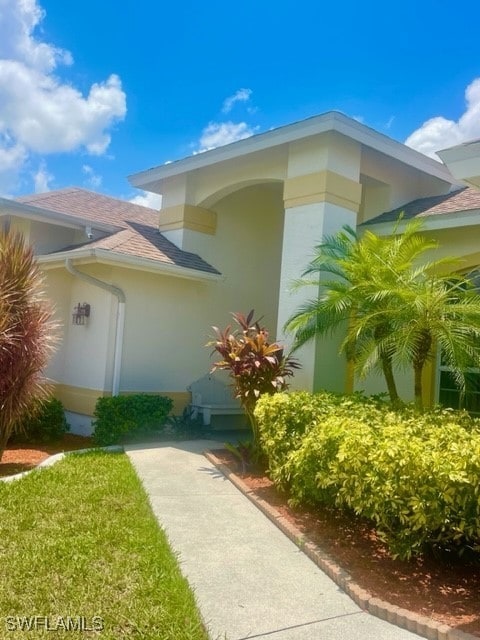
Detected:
left=255, top=391, right=480, bottom=559
left=255, top=391, right=385, bottom=489
left=13, top=397, right=69, bottom=443
left=92, top=394, right=173, bottom=446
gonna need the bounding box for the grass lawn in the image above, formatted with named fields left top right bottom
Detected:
left=0, top=451, right=208, bottom=639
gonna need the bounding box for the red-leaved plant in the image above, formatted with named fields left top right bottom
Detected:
left=0, top=231, right=57, bottom=460
left=208, top=310, right=300, bottom=449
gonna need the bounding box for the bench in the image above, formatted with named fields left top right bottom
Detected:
left=188, top=374, right=244, bottom=426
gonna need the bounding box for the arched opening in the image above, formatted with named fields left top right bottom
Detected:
left=202, top=181, right=285, bottom=336
left=198, top=178, right=284, bottom=211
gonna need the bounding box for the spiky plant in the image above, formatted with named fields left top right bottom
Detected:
left=208, top=310, right=300, bottom=448
left=0, top=231, right=57, bottom=459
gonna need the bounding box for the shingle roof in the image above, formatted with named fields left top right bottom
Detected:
left=16, top=187, right=220, bottom=276
left=368, top=186, right=480, bottom=225
left=59, top=222, right=221, bottom=274
left=16, top=187, right=158, bottom=228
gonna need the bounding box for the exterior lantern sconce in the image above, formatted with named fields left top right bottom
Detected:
left=72, top=302, right=91, bottom=325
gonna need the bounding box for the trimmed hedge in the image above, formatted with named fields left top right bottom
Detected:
left=255, top=391, right=480, bottom=559
left=92, top=394, right=173, bottom=446
left=13, top=397, right=69, bottom=443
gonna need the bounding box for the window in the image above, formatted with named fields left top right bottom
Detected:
left=438, top=368, right=480, bottom=415
left=437, top=268, right=480, bottom=415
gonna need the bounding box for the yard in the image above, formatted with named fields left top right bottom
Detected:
left=1, top=427, right=479, bottom=636
left=0, top=450, right=207, bottom=639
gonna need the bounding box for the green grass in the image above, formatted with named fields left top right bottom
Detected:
left=0, top=451, right=208, bottom=639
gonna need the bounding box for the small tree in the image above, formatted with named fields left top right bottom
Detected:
left=377, top=272, right=480, bottom=410
left=208, top=311, right=300, bottom=448
left=0, top=231, right=57, bottom=460
left=285, top=220, right=480, bottom=410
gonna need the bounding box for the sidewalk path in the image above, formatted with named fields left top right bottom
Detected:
left=126, top=441, right=419, bottom=640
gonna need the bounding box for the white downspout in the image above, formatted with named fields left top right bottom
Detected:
left=65, top=259, right=126, bottom=396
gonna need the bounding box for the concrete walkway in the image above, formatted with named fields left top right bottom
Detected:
left=126, top=441, right=419, bottom=640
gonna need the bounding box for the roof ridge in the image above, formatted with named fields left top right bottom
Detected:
left=15, top=187, right=159, bottom=215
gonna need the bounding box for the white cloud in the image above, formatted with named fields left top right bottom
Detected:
left=0, top=0, right=72, bottom=73
left=385, top=115, right=395, bottom=130
left=0, top=0, right=126, bottom=192
left=33, top=160, right=53, bottom=192
left=222, top=88, right=252, bottom=114
left=0, top=138, right=27, bottom=195
left=196, top=121, right=258, bottom=153
left=129, top=191, right=162, bottom=210
left=82, top=164, right=102, bottom=189
left=405, top=78, right=480, bottom=158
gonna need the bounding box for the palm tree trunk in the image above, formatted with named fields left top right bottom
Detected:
left=414, top=364, right=424, bottom=411
left=380, top=352, right=402, bottom=407
left=413, top=329, right=432, bottom=412
left=374, top=324, right=402, bottom=407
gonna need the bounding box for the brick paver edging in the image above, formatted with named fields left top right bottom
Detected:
left=204, top=450, right=478, bottom=640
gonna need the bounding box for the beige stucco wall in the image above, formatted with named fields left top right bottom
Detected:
left=426, top=226, right=480, bottom=268
left=29, top=220, right=77, bottom=255
left=117, top=268, right=210, bottom=391
left=162, top=149, right=288, bottom=211
left=359, top=148, right=452, bottom=223
left=43, top=265, right=117, bottom=414
left=10, top=217, right=83, bottom=254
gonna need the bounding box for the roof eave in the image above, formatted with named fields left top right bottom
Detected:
left=37, top=248, right=223, bottom=282
left=128, top=111, right=454, bottom=192
left=363, top=208, right=480, bottom=236
left=437, top=142, right=480, bottom=189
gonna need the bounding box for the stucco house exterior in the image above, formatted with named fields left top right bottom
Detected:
left=2, top=111, right=480, bottom=433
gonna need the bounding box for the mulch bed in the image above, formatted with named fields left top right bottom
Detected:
left=0, top=434, right=94, bottom=477
left=210, top=449, right=480, bottom=637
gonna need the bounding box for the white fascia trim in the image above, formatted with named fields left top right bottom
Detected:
left=37, top=248, right=223, bottom=283
left=128, top=111, right=454, bottom=191
left=437, top=139, right=480, bottom=163
left=363, top=209, right=480, bottom=236
left=0, top=197, right=122, bottom=234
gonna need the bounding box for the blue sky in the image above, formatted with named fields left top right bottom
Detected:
left=1, top=0, right=479, bottom=207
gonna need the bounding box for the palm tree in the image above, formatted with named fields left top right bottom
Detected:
left=379, top=272, right=480, bottom=410
left=285, top=219, right=480, bottom=409
left=0, top=231, right=57, bottom=460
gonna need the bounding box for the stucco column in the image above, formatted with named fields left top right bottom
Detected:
left=156, top=173, right=217, bottom=250
left=158, top=204, right=217, bottom=250
left=277, top=135, right=362, bottom=392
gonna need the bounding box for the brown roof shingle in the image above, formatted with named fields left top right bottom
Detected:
left=16, top=187, right=220, bottom=276
left=16, top=187, right=158, bottom=228
left=368, top=187, right=480, bottom=225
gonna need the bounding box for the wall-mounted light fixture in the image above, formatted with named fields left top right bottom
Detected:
left=72, top=302, right=91, bottom=325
